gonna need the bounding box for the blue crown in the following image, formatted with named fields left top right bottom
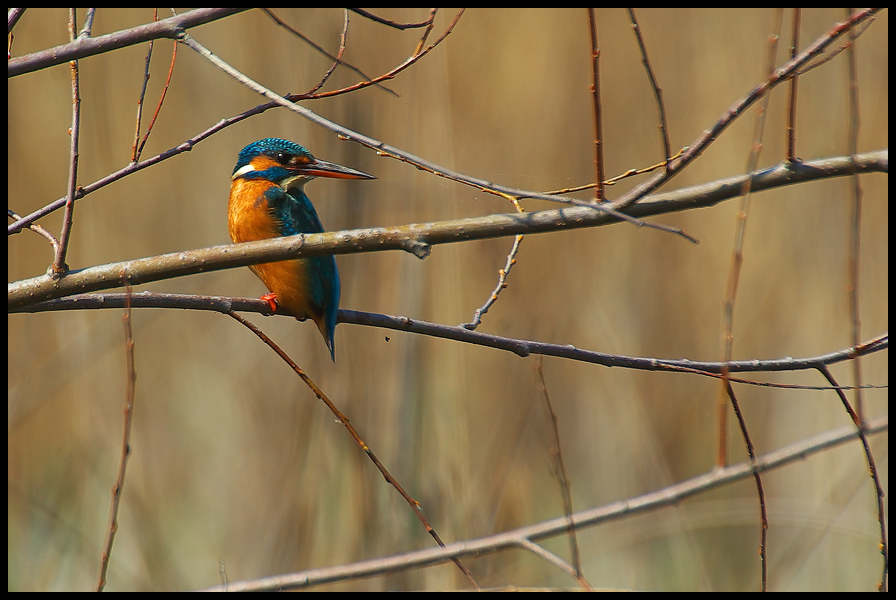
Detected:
left=232, top=138, right=314, bottom=176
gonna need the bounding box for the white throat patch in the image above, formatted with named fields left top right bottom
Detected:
left=231, top=163, right=256, bottom=180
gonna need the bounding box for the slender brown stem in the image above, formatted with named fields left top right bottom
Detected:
left=131, top=9, right=156, bottom=162
left=718, top=10, right=783, bottom=469
left=845, top=8, right=865, bottom=426
left=723, top=381, right=767, bottom=591
left=535, top=358, right=590, bottom=590
left=136, top=16, right=177, bottom=160
left=817, top=366, right=888, bottom=591
left=627, top=8, right=671, bottom=165
left=786, top=8, right=801, bottom=161
left=96, top=278, right=137, bottom=591
left=586, top=9, right=605, bottom=201
left=52, top=9, right=81, bottom=277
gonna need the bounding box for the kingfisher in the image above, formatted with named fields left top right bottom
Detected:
left=229, top=138, right=375, bottom=361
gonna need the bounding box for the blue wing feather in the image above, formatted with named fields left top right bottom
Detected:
left=264, top=185, right=340, bottom=359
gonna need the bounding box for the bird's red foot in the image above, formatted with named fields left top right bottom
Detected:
left=260, top=292, right=279, bottom=313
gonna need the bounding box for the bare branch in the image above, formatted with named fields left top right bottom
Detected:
left=13, top=292, right=888, bottom=381
left=9, top=150, right=886, bottom=310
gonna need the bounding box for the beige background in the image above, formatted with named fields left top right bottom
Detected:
left=8, top=8, right=888, bottom=591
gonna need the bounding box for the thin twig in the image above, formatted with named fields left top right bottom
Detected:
left=96, top=277, right=137, bottom=591
left=723, top=380, right=768, bottom=591
left=627, top=8, right=671, bottom=165
left=77, top=7, right=96, bottom=38
left=794, top=18, right=876, bottom=77
left=718, top=10, right=782, bottom=469
left=412, top=8, right=439, bottom=56
left=543, top=147, right=688, bottom=194
left=460, top=233, right=522, bottom=330
left=7, top=209, right=61, bottom=257
left=817, top=366, right=888, bottom=591
left=349, top=8, right=436, bottom=30
left=786, top=8, right=801, bottom=162
left=517, top=538, right=592, bottom=591
left=534, top=358, right=590, bottom=589
left=282, top=9, right=462, bottom=101
left=52, top=9, right=82, bottom=277
left=586, top=9, right=605, bottom=201
left=307, top=9, right=349, bottom=95
left=718, top=15, right=783, bottom=589
left=843, top=13, right=881, bottom=589
left=845, top=7, right=865, bottom=426
left=261, top=8, right=398, bottom=97
left=131, top=9, right=157, bottom=162
left=461, top=193, right=525, bottom=330
left=134, top=10, right=178, bottom=161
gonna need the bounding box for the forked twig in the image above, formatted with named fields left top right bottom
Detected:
left=7, top=209, right=61, bottom=257
left=461, top=193, right=525, bottom=330
left=133, top=10, right=178, bottom=161
left=262, top=8, right=398, bottom=97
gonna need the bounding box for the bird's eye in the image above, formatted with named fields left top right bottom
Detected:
left=275, top=152, right=292, bottom=165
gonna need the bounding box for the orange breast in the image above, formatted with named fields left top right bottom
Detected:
left=228, top=178, right=281, bottom=244
left=228, top=178, right=317, bottom=323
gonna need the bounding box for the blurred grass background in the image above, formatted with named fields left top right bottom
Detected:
left=8, top=8, right=888, bottom=591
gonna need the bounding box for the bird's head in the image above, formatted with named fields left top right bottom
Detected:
left=231, top=138, right=375, bottom=190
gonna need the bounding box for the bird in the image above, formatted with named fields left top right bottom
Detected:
left=228, top=138, right=375, bottom=361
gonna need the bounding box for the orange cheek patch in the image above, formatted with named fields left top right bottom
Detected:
left=248, top=156, right=281, bottom=172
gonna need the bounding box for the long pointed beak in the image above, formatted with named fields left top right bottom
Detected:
left=301, top=158, right=375, bottom=180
